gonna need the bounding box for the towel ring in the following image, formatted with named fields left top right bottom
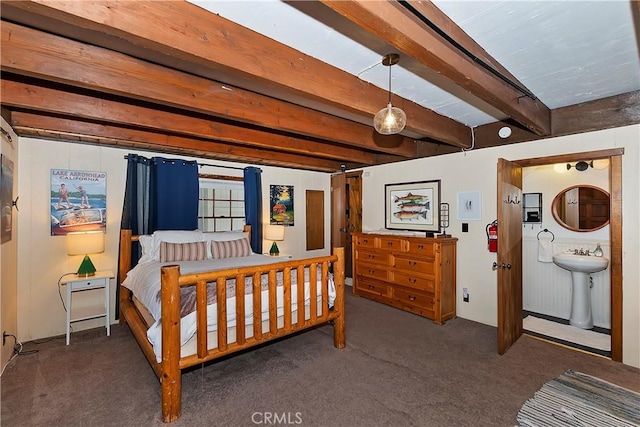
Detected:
left=537, top=228, right=555, bottom=242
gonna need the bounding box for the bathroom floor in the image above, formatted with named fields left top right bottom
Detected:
left=523, top=311, right=611, bottom=358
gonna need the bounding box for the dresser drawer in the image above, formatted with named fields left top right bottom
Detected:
left=356, top=265, right=388, bottom=281
left=406, top=240, right=435, bottom=257
left=392, top=255, right=435, bottom=276
left=356, top=279, right=390, bottom=298
left=356, top=235, right=377, bottom=248
left=392, top=271, right=435, bottom=292
left=393, top=286, right=435, bottom=310
left=357, top=250, right=389, bottom=266
left=378, top=237, right=404, bottom=251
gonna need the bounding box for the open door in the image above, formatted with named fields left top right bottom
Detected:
left=331, top=172, right=362, bottom=277
left=331, top=172, right=347, bottom=254
left=497, top=158, right=523, bottom=354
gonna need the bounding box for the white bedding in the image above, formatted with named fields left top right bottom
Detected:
left=122, top=254, right=336, bottom=362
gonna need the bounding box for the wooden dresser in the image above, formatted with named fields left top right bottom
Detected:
left=352, top=232, right=457, bottom=324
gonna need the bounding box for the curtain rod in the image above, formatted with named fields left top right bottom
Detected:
left=123, top=155, right=260, bottom=171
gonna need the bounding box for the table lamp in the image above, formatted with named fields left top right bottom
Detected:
left=265, top=225, right=285, bottom=256
left=67, top=231, right=105, bottom=276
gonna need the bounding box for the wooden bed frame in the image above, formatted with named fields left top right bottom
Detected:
left=118, top=228, right=345, bottom=423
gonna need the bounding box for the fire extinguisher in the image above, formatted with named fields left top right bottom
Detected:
left=486, top=220, right=498, bottom=253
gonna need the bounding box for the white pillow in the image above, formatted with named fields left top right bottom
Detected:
left=140, top=230, right=204, bottom=262
left=138, top=235, right=154, bottom=264
left=203, top=231, right=250, bottom=258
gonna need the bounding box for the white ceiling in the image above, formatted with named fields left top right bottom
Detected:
left=188, top=0, right=640, bottom=128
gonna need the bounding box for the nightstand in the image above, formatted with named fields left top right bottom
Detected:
left=263, top=253, right=292, bottom=259
left=61, top=270, right=114, bottom=345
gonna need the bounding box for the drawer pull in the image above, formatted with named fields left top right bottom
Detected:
left=408, top=295, right=416, bottom=301
left=368, top=285, right=375, bottom=290
left=387, top=241, right=393, bottom=246
left=409, top=261, right=417, bottom=266
left=418, top=244, right=424, bottom=249
left=409, top=278, right=417, bottom=283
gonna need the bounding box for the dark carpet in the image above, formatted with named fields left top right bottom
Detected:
left=2, top=292, right=639, bottom=427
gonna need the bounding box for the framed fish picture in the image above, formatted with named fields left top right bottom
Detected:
left=385, top=180, right=441, bottom=233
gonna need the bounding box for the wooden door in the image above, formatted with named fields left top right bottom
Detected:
left=331, top=172, right=362, bottom=277
left=497, top=158, right=523, bottom=354
left=345, top=173, right=362, bottom=276
left=331, top=173, right=347, bottom=254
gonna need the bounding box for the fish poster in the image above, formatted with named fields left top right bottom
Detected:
left=385, top=180, right=441, bottom=232
left=50, top=169, right=107, bottom=236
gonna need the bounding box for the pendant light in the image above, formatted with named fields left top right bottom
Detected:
left=373, top=53, right=407, bottom=135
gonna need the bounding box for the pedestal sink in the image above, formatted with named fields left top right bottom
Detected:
left=552, top=252, right=609, bottom=329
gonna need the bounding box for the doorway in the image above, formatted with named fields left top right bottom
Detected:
left=497, top=148, right=623, bottom=362
left=330, top=171, right=362, bottom=279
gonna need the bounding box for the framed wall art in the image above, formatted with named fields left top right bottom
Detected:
left=385, top=180, right=441, bottom=233
left=1, top=154, right=13, bottom=243
left=456, top=191, right=482, bottom=221
left=50, top=169, right=107, bottom=236
left=270, top=184, right=294, bottom=226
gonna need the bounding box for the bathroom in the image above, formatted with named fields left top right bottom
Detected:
left=522, top=159, right=611, bottom=356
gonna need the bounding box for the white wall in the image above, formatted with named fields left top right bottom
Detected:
left=16, top=138, right=331, bottom=343
left=359, top=125, right=639, bottom=368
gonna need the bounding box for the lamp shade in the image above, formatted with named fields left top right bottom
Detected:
left=373, top=103, right=407, bottom=135
left=67, top=231, right=105, bottom=255
left=265, top=225, right=285, bottom=256
left=265, top=225, right=285, bottom=241
left=67, top=231, right=104, bottom=276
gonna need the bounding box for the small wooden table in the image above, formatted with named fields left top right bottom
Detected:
left=61, top=270, right=114, bottom=345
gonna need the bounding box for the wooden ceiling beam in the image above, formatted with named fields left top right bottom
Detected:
left=473, top=91, right=640, bottom=148
left=0, top=20, right=418, bottom=158
left=320, top=0, right=552, bottom=136
left=1, top=0, right=471, bottom=147
left=10, top=112, right=345, bottom=172
left=1, top=78, right=378, bottom=165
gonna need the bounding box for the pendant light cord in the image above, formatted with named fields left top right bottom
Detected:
left=387, top=64, right=392, bottom=104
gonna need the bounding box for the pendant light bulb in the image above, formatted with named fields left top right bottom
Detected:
left=374, top=54, right=406, bottom=135
left=374, top=103, right=407, bottom=135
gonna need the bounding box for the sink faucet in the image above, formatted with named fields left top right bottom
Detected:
left=576, top=248, right=590, bottom=256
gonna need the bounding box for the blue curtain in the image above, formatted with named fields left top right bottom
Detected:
left=150, top=157, right=199, bottom=231
left=118, top=154, right=199, bottom=318
left=244, top=166, right=263, bottom=253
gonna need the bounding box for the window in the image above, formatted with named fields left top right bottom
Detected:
left=198, top=177, right=245, bottom=232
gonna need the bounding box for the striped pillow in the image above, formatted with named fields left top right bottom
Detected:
left=211, top=238, right=252, bottom=259
left=160, top=241, right=207, bottom=263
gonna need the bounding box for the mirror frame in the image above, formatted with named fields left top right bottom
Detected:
left=551, top=184, right=610, bottom=232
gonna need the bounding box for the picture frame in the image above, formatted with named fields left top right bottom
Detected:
left=50, top=169, right=107, bottom=236
left=1, top=154, right=13, bottom=243
left=269, top=184, right=294, bottom=226
left=385, top=180, right=441, bottom=232
left=456, top=191, right=482, bottom=221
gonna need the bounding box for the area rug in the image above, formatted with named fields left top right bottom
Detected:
left=517, top=370, right=640, bottom=426
left=523, top=315, right=611, bottom=352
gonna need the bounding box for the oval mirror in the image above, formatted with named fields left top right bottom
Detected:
left=551, top=185, right=610, bottom=232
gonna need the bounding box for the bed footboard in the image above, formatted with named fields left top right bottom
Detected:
left=160, top=247, right=345, bottom=422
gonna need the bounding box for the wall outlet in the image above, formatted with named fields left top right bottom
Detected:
left=463, top=288, right=469, bottom=302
